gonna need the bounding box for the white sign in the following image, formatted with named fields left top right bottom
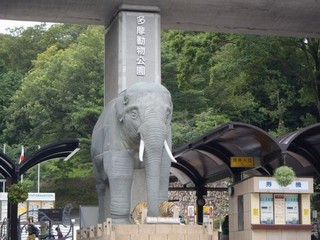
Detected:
left=136, top=15, right=146, bottom=76
left=0, top=192, right=55, bottom=201
left=259, top=180, right=308, bottom=191
left=0, top=192, right=8, bottom=201
left=27, top=192, right=55, bottom=201
left=274, top=194, right=285, bottom=224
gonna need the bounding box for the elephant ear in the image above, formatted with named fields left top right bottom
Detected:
left=115, top=90, right=129, bottom=122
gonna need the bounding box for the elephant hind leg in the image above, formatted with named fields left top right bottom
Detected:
left=93, top=155, right=109, bottom=223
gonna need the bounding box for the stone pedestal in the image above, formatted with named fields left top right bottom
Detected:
left=78, top=219, right=217, bottom=240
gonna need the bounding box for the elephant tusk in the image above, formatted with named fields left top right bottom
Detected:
left=139, top=139, right=145, bottom=162
left=164, top=140, right=177, bottom=163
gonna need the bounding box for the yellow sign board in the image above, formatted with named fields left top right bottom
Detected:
left=253, top=208, right=259, bottom=216
left=230, top=157, right=257, bottom=167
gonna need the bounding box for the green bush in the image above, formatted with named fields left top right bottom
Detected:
left=8, top=182, right=29, bottom=204
left=274, top=166, right=296, bottom=187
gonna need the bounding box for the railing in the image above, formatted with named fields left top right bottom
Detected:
left=18, top=204, right=74, bottom=240
left=0, top=218, right=7, bottom=240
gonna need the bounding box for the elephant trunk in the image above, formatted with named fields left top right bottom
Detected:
left=138, top=121, right=169, bottom=217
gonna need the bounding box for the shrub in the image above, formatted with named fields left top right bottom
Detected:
left=274, top=166, right=296, bottom=187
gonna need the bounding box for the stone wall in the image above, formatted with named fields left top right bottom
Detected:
left=168, top=180, right=229, bottom=222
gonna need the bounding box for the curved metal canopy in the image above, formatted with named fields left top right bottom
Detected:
left=277, top=123, right=320, bottom=180
left=171, top=122, right=320, bottom=187
left=172, top=122, right=282, bottom=186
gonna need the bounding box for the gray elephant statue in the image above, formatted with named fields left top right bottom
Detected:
left=91, top=82, right=176, bottom=224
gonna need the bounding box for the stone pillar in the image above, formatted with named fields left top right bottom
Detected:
left=104, top=5, right=161, bottom=104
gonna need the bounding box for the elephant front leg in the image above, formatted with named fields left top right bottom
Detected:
left=96, top=181, right=110, bottom=223
left=93, top=155, right=110, bottom=223
left=109, top=177, right=133, bottom=224
left=105, top=151, right=134, bottom=224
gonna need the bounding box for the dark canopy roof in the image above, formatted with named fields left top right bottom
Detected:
left=171, top=122, right=320, bottom=186
left=277, top=123, right=320, bottom=180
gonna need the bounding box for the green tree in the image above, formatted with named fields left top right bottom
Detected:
left=4, top=26, right=104, bottom=167
left=0, top=24, right=88, bottom=141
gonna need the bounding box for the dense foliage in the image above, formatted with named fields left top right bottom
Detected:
left=8, top=182, right=29, bottom=204
left=0, top=24, right=319, bottom=196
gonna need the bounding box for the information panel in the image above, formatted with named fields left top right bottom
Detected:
left=285, top=194, right=299, bottom=224
left=260, top=194, right=274, bottom=224
left=274, top=194, right=285, bottom=224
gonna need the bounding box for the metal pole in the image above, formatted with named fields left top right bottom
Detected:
left=37, top=164, right=40, bottom=193
left=9, top=164, right=19, bottom=240
left=37, top=145, right=40, bottom=193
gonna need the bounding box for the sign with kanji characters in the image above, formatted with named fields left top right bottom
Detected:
left=258, top=180, right=309, bottom=191
left=230, top=157, right=260, bottom=168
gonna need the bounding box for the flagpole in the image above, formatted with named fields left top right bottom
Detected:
left=37, top=145, right=41, bottom=193
left=19, top=145, right=24, bottom=182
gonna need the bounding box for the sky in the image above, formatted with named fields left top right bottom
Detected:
left=0, top=20, right=53, bottom=34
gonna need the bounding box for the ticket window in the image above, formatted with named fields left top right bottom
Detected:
left=260, top=194, right=274, bottom=224
left=260, top=193, right=300, bottom=224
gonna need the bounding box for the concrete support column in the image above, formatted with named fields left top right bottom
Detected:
left=104, top=5, right=161, bottom=104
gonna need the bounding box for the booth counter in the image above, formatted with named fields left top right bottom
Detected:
left=228, top=176, right=313, bottom=240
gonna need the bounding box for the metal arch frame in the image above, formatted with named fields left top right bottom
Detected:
left=171, top=122, right=283, bottom=224
left=19, top=140, right=80, bottom=175
left=170, top=122, right=320, bottom=225
left=18, top=204, right=74, bottom=240
left=0, top=139, right=80, bottom=240
left=172, top=121, right=283, bottom=185
left=278, top=123, right=320, bottom=147
left=172, top=158, right=201, bottom=185
left=0, top=152, right=15, bottom=178
left=286, top=142, right=320, bottom=178
left=278, top=123, right=320, bottom=180
left=196, top=143, right=236, bottom=181
left=172, top=158, right=209, bottom=225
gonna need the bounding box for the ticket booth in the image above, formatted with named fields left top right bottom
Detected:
left=228, top=176, right=313, bottom=240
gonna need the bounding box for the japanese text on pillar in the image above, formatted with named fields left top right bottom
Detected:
left=136, top=16, right=146, bottom=76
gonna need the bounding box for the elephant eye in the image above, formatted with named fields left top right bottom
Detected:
left=165, top=108, right=172, bottom=124
left=166, top=108, right=171, bottom=117
left=130, top=109, right=139, bottom=119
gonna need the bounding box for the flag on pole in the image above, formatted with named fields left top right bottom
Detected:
left=19, top=145, right=25, bottom=163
